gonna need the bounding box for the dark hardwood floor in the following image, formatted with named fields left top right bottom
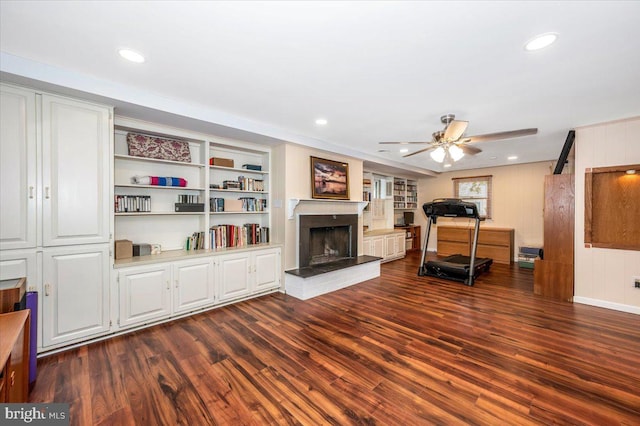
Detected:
left=30, top=251, right=640, bottom=425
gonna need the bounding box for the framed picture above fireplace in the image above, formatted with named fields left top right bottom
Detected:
left=311, top=156, right=350, bottom=200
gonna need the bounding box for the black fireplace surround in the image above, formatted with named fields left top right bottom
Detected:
left=285, top=213, right=379, bottom=279
left=298, top=214, right=358, bottom=268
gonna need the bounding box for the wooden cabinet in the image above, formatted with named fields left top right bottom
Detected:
left=534, top=174, right=575, bottom=301
left=1, top=310, right=30, bottom=403
left=42, top=245, right=110, bottom=348
left=396, top=225, right=421, bottom=251
left=437, top=226, right=514, bottom=264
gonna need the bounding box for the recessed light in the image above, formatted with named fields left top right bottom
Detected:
left=315, top=118, right=328, bottom=125
left=118, top=48, right=145, bottom=63
left=443, top=164, right=452, bottom=168
left=508, top=155, right=518, bottom=160
left=524, top=33, right=558, bottom=51
left=626, top=169, right=637, bottom=175
left=399, top=148, right=409, bottom=153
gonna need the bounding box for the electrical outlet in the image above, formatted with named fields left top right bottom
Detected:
left=634, top=276, right=640, bottom=289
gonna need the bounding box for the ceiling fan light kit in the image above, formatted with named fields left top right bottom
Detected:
left=380, top=113, right=538, bottom=167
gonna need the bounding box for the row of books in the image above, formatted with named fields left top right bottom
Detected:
left=209, top=197, right=267, bottom=212
left=115, top=195, right=151, bottom=213
left=210, top=224, right=270, bottom=249
left=186, top=231, right=206, bottom=250
left=178, top=194, right=201, bottom=204
left=215, top=177, right=265, bottom=192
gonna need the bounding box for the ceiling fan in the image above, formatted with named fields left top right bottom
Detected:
left=380, top=114, right=537, bottom=164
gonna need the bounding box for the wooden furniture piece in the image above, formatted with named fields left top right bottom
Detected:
left=436, top=225, right=514, bottom=264
left=534, top=174, right=575, bottom=301
left=395, top=225, right=421, bottom=251
left=0, top=277, right=26, bottom=313
left=584, top=164, right=640, bottom=250
left=0, top=310, right=30, bottom=402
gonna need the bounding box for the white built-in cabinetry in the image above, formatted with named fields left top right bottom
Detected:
left=0, top=84, right=282, bottom=354
left=363, top=231, right=406, bottom=262
left=0, top=83, right=113, bottom=352
left=111, top=117, right=280, bottom=336
left=116, top=246, right=280, bottom=330
left=393, top=178, right=418, bottom=210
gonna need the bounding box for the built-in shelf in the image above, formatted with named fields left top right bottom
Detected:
left=115, top=154, right=205, bottom=168
left=287, top=198, right=369, bottom=219
left=115, top=212, right=205, bottom=216
left=209, top=165, right=269, bottom=174
left=210, top=211, right=269, bottom=215
left=115, top=184, right=206, bottom=191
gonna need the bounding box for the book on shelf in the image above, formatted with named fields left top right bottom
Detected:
left=115, top=195, right=151, bottom=213
left=209, top=224, right=270, bottom=249
left=186, top=231, right=205, bottom=251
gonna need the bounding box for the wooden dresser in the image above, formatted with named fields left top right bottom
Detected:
left=437, top=225, right=515, bottom=264
left=0, top=310, right=30, bottom=402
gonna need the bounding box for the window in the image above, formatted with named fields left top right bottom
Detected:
left=453, top=175, right=492, bottom=219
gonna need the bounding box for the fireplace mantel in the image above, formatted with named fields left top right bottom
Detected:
left=288, top=198, right=369, bottom=219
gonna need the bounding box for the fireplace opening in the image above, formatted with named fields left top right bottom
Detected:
left=298, top=214, right=358, bottom=268
left=309, top=225, right=351, bottom=265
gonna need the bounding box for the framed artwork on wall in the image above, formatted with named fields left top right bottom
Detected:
left=310, top=156, right=350, bottom=200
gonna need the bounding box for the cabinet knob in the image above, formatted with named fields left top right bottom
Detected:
left=166, top=280, right=170, bottom=290
left=29, top=186, right=35, bottom=199
left=45, top=186, right=50, bottom=199
left=45, top=283, right=51, bottom=296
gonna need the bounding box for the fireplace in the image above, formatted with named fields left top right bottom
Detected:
left=298, top=214, right=358, bottom=268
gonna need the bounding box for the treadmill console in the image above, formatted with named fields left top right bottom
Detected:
left=422, top=198, right=479, bottom=219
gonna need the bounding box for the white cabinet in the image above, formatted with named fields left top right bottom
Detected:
left=0, top=83, right=113, bottom=353
left=0, top=85, right=37, bottom=250
left=364, top=232, right=405, bottom=262
left=218, top=252, right=252, bottom=302
left=218, top=247, right=281, bottom=302
left=173, top=258, right=215, bottom=314
left=253, top=247, right=280, bottom=293
left=41, top=95, right=111, bottom=247
left=118, top=263, right=172, bottom=329
left=41, top=244, right=110, bottom=348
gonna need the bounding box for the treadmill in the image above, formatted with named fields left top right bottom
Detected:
left=418, top=198, right=493, bottom=286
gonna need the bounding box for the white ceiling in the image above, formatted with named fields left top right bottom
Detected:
left=2, top=1, right=639, bottom=176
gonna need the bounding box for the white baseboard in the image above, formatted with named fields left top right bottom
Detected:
left=285, top=261, right=380, bottom=300
left=573, top=296, right=640, bottom=315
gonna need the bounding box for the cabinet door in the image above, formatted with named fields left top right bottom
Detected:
left=119, top=264, right=171, bottom=329
left=173, top=258, right=215, bottom=314
left=362, top=238, right=372, bottom=256
left=42, top=245, right=110, bottom=347
left=253, top=248, right=280, bottom=293
left=42, top=95, right=111, bottom=246
left=372, top=237, right=384, bottom=258
left=0, top=85, right=37, bottom=250
left=218, top=252, right=251, bottom=302
left=395, top=233, right=406, bottom=257
left=384, top=235, right=396, bottom=258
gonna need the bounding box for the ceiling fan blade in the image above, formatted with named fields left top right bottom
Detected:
left=443, top=120, right=468, bottom=141
left=403, top=146, right=435, bottom=158
left=379, top=141, right=430, bottom=145
left=459, top=144, right=482, bottom=155
left=467, top=128, right=538, bottom=143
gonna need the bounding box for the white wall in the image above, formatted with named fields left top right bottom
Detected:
left=417, top=161, right=550, bottom=257
left=280, top=144, right=364, bottom=270
left=574, top=117, right=640, bottom=314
